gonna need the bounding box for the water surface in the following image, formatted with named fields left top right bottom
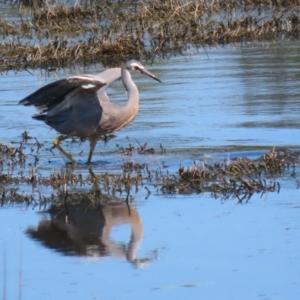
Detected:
left=1, top=41, right=300, bottom=299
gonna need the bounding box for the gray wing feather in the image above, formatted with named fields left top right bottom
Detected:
left=19, top=75, right=106, bottom=114
left=38, top=87, right=103, bottom=137
left=21, top=75, right=106, bottom=137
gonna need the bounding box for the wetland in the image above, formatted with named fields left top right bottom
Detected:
left=1, top=1, right=300, bottom=299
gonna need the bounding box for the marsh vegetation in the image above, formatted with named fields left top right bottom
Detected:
left=2, top=0, right=300, bottom=71
left=1, top=134, right=299, bottom=207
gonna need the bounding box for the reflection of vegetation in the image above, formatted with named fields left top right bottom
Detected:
left=2, top=0, right=300, bottom=71
left=0, top=135, right=299, bottom=206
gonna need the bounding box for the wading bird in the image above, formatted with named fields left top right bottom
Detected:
left=19, top=60, right=161, bottom=164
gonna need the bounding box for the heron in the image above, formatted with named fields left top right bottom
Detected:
left=19, top=60, right=161, bottom=164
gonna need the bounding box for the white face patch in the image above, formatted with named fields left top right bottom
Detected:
left=131, top=62, right=144, bottom=70
left=82, top=84, right=96, bottom=89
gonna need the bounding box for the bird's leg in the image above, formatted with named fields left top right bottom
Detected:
left=87, top=138, right=98, bottom=164
left=53, top=135, right=77, bottom=165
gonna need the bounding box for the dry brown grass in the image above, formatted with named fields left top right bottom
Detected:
left=1, top=134, right=299, bottom=206
left=1, top=0, right=300, bottom=71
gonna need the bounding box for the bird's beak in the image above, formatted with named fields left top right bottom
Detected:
left=140, top=68, right=162, bottom=83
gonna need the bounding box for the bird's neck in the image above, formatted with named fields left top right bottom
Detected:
left=100, top=68, right=140, bottom=133
left=122, top=68, right=139, bottom=114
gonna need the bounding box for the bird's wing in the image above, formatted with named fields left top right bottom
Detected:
left=19, top=75, right=106, bottom=114
left=95, top=68, right=122, bottom=103
left=36, top=81, right=104, bottom=137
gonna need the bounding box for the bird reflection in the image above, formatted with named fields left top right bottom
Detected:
left=26, top=199, right=156, bottom=268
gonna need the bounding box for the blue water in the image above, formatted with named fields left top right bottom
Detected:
left=1, top=189, right=299, bottom=299
left=1, top=35, right=300, bottom=300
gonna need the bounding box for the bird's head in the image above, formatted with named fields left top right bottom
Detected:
left=124, top=59, right=162, bottom=83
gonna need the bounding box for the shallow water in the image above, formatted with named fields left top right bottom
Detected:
left=1, top=190, right=300, bottom=299
left=1, top=40, right=300, bottom=299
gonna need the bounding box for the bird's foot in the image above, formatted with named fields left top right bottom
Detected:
left=53, top=137, right=77, bottom=165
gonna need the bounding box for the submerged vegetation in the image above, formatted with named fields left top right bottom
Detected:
left=2, top=0, right=300, bottom=71
left=1, top=135, right=299, bottom=207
